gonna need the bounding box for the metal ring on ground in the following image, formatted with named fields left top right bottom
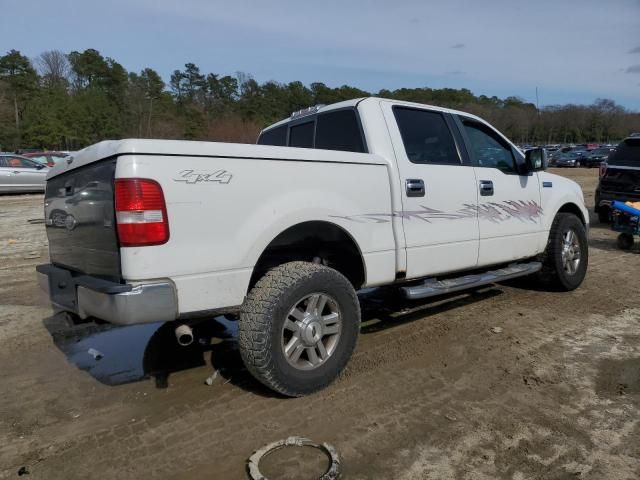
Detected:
left=247, top=436, right=340, bottom=480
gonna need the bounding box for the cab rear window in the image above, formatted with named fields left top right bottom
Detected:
left=257, top=125, right=287, bottom=146
left=315, top=110, right=365, bottom=153
left=289, top=122, right=314, bottom=148
left=257, top=108, right=367, bottom=153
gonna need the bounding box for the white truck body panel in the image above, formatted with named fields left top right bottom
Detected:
left=41, top=97, right=588, bottom=321
left=113, top=151, right=396, bottom=313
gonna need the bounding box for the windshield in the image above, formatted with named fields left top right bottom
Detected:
left=28, top=155, right=49, bottom=165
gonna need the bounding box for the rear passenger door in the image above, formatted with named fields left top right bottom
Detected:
left=383, top=103, right=479, bottom=279
left=456, top=116, right=542, bottom=266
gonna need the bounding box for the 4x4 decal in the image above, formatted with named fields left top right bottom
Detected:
left=173, top=169, right=232, bottom=184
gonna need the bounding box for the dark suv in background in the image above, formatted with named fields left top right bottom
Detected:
left=595, top=136, right=640, bottom=223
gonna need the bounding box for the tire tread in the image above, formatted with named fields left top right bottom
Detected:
left=239, top=261, right=359, bottom=396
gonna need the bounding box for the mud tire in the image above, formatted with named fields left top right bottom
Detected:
left=537, top=213, right=588, bottom=291
left=239, top=261, right=360, bottom=397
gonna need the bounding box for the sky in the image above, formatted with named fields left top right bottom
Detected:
left=3, top=0, right=640, bottom=110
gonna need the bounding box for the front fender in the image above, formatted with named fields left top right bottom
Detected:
left=538, top=171, right=589, bottom=233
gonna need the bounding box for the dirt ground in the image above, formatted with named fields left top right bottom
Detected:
left=1, top=168, right=639, bottom=479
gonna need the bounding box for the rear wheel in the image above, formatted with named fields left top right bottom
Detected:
left=239, top=261, right=360, bottom=396
left=617, top=233, right=634, bottom=250
left=49, top=209, right=67, bottom=227
left=597, top=207, right=610, bottom=224
left=537, top=213, right=588, bottom=291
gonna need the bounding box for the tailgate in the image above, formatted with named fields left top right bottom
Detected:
left=44, top=158, right=121, bottom=281
left=600, top=167, right=640, bottom=197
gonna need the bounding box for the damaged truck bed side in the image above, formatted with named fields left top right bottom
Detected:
left=37, top=97, right=589, bottom=396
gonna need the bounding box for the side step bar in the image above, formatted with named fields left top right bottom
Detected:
left=401, top=261, right=542, bottom=300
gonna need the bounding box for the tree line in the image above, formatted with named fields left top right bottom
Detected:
left=1, top=48, right=638, bottom=152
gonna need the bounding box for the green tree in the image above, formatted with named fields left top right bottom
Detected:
left=68, top=49, right=110, bottom=89
left=0, top=49, right=38, bottom=147
left=128, top=68, right=164, bottom=136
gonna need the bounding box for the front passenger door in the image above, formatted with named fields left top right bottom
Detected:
left=457, top=116, right=542, bottom=267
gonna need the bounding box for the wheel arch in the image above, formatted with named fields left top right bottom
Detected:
left=248, top=220, right=367, bottom=291
left=555, top=202, right=586, bottom=226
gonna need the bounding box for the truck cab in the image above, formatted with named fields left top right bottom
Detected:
left=258, top=98, right=587, bottom=279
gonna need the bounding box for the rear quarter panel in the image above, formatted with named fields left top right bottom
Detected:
left=115, top=153, right=396, bottom=313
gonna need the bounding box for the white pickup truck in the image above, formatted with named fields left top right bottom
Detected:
left=37, top=97, right=589, bottom=396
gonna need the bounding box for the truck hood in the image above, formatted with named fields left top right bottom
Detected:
left=47, top=139, right=386, bottom=180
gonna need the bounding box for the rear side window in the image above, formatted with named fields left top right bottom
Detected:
left=315, top=110, right=365, bottom=153
left=393, top=107, right=461, bottom=165
left=461, top=119, right=517, bottom=173
left=608, top=138, right=640, bottom=166
left=258, top=125, right=287, bottom=146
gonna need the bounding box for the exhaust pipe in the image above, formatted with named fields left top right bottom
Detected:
left=175, top=324, right=194, bottom=346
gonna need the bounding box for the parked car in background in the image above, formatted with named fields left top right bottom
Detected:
left=23, top=151, right=70, bottom=167
left=555, top=151, right=584, bottom=167
left=547, top=149, right=562, bottom=166
left=583, top=147, right=614, bottom=168
left=572, top=149, right=589, bottom=161
left=595, top=136, right=640, bottom=223
left=0, top=154, right=49, bottom=193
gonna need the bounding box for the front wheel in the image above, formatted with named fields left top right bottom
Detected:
left=239, top=261, right=360, bottom=397
left=537, top=213, right=588, bottom=291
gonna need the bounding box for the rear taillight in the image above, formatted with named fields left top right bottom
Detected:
left=114, top=178, right=169, bottom=247
left=599, top=162, right=607, bottom=178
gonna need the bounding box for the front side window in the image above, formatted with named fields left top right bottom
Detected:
left=461, top=120, right=516, bottom=173
left=289, top=121, right=314, bottom=148
left=393, top=107, right=461, bottom=165
left=315, top=109, right=365, bottom=153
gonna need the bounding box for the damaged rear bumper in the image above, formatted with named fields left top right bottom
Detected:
left=36, top=264, right=178, bottom=325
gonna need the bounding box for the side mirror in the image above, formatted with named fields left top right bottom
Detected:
left=524, top=148, right=547, bottom=172
left=36, top=164, right=45, bottom=170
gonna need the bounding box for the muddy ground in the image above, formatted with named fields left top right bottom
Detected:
left=0, top=168, right=639, bottom=479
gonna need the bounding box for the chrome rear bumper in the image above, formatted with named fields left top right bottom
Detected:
left=37, top=264, right=178, bottom=325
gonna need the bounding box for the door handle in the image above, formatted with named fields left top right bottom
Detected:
left=12, top=171, right=21, bottom=174
left=405, top=179, right=425, bottom=197
left=479, top=180, right=494, bottom=196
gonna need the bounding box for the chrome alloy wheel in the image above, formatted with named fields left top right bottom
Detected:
left=281, top=293, right=342, bottom=370
left=561, top=229, right=581, bottom=275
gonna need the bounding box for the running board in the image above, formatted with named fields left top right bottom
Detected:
left=401, top=261, right=542, bottom=300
